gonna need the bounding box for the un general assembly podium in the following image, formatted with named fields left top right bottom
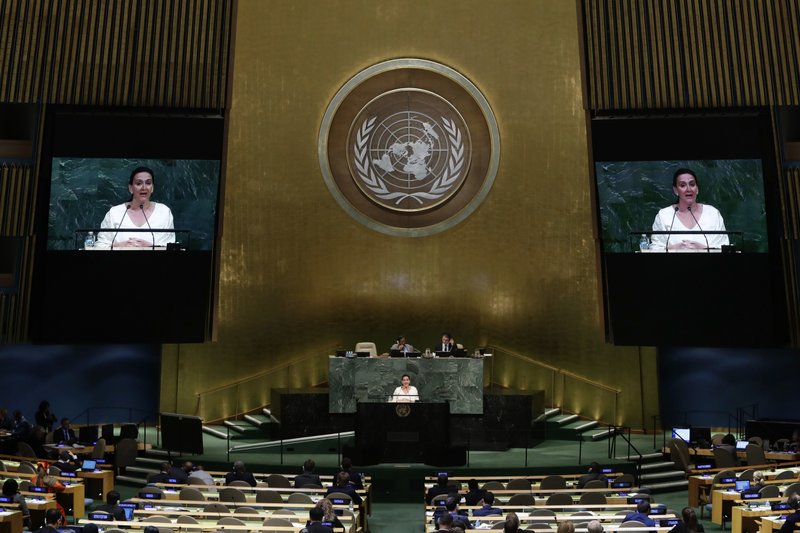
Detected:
left=354, top=402, right=465, bottom=466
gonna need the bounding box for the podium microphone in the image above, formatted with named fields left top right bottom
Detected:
left=687, top=206, right=710, bottom=251
left=110, top=204, right=131, bottom=250
left=666, top=206, right=678, bottom=253
left=140, top=203, right=155, bottom=249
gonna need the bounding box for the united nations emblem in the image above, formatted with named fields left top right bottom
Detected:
left=320, top=59, right=499, bottom=237
left=350, top=90, right=469, bottom=212
left=395, top=404, right=411, bottom=417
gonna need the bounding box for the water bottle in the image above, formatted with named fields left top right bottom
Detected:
left=638, top=234, right=649, bottom=251
left=84, top=231, right=95, bottom=249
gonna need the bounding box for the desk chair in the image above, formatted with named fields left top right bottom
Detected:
left=745, top=444, right=770, bottom=466
left=482, top=481, right=505, bottom=491
left=784, top=482, right=800, bottom=498
left=354, top=342, right=377, bottom=357
left=256, top=490, right=284, bottom=504
left=545, top=493, right=572, bottom=505
left=584, top=480, right=607, bottom=489
left=578, top=492, right=606, bottom=505
left=775, top=470, right=796, bottom=480
left=700, top=469, right=734, bottom=519
left=287, top=492, right=314, bottom=504
left=0, top=460, right=5, bottom=472
left=507, top=494, right=536, bottom=506
left=266, top=474, right=291, bottom=488
left=216, top=517, right=245, bottom=526
left=233, top=506, right=258, bottom=515
left=620, top=521, right=647, bottom=528
left=507, top=478, right=532, bottom=491
left=713, top=447, right=738, bottom=469
left=178, top=487, right=205, bottom=501
left=228, top=480, right=252, bottom=488
left=204, top=503, right=229, bottom=513
left=219, top=487, right=246, bottom=503
left=760, top=485, right=780, bottom=498
left=540, top=475, right=566, bottom=490
left=91, top=438, right=106, bottom=460
left=16, top=441, right=36, bottom=458
left=114, top=438, right=138, bottom=475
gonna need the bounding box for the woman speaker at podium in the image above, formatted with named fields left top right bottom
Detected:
left=96, top=166, right=176, bottom=248
left=389, top=373, right=419, bottom=403
left=649, top=168, right=729, bottom=251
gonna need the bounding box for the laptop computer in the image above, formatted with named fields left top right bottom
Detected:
left=735, top=479, right=751, bottom=491
left=736, top=440, right=749, bottom=450
left=81, top=459, right=97, bottom=471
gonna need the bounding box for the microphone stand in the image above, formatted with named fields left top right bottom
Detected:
left=666, top=206, right=678, bottom=253
left=687, top=205, right=710, bottom=252
left=140, top=203, right=156, bottom=250
left=110, top=204, right=131, bottom=250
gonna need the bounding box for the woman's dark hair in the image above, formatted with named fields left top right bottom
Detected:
left=336, top=471, right=350, bottom=486
left=503, top=512, right=520, bottom=533
left=673, top=167, right=698, bottom=187
left=37, top=401, right=49, bottom=412
left=401, top=373, right=411, bottom=381
left=129, top=166, right=155, bottom=185
left=588, top=461, right=601, bottom=473
left=467, top=478, right=479, bottom=491
left=2, top=479, right=18, bottom=496
left=681, top=507, right=698, bottom=532
left=722, top=433, right=737, bottom=446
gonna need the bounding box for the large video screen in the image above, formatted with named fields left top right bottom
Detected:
left=590, top=111, right=787, bottom=347
left=595, top=159, right=767, bottom=253
left=47, top=158, right=220, bottom=250
left=31, top=108, right=225, bottom=343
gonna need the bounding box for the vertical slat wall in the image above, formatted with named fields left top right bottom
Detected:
left=0, top=0, right=233, bottom=342
left=0, top=0, right=232, bottom=107
left=581, top=0, right=800, bottom=344
left=582, top=0, right=800, bottom=110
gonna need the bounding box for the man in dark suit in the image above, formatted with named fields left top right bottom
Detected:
left=473, top=491, right=502, bottom=517
left=622, top=501, right=656, bottom=527
left=577, top=462, right=608, bottom=488
left=425, top=474, right=458, bottom=504
left=35, top=508, right=63, bottom=533
left=340, top=457, right=362, bottom=489
left=301, top=506, right=333, bottom=533
left=147, top=462, right=176, bottom=484
left=325, top=471, right=362, bottom=506
left=55, top=418, right=77, bottom=446
left=780, top=493, right=800, bottom=533
left=96, top=491, right=127, bottom=521
left=224, top=461, right=257, bottom=486
left=54, top=451, right=78, bottom=473
left=436, top=333, right=455, bottom=353
left=295, top=459, right=321, bottom=488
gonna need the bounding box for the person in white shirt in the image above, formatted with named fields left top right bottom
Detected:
left=389, top=374, right=419, bottom=403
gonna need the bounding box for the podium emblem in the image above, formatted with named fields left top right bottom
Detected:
left=395, top=404, right=411, bottom=417
left=319, top=59, right=500, bottom=237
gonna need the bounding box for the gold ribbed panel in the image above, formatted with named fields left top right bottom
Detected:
left=582, top=0, right=800, bottom=110
left=0, top=164, right=35, bottom=342
left=0, top=0, right=232, bottom=107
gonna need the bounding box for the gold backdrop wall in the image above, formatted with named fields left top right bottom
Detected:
left=161, top=0, right=660, bottom=428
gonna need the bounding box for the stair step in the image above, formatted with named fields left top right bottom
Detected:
left=640, top=461, right=678, bottom=471
left=116, top=474, right=149, bottom=485
left=640, top=470, right=686, bottom=481
left=223, top=420, right=264, bottom=438
left=126, top=465, right=158, bottom=475
left=135, top=457, right=165, bottom=466
left=145, top=449, right=172, bottom=458
left=641, top=479, right=689, bottom=493
left=203, top=425, right=228, bottom=439
left=572, top=421, right=598, bottom=432
left=543, top=408, right=561, bottom=418
left=589, top=428, right=616, bottom=441
left=551, top=414, right=579, bottom=426
left=616, top=452, right=664, bottom=461
left=244, top=414, right=273, bottom=428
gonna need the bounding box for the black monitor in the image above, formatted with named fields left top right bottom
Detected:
left=78, top=425, right=99, bottom=444
left=691, top=426, right=712, bottom=445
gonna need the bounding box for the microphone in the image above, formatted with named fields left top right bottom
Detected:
left=140, top=203, right=155, bottom=249
left=110, top=204, right=131, bottom=250
left=666, top=206, right=678, bottom=253
left=687, top=206, right=710, bottom=251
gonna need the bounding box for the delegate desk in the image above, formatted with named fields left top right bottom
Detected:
left=0, top=510, right=22, bottom=533
left=664, top=447, right=800, bottom=463
left=328, top=355, right=485, bottom=414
